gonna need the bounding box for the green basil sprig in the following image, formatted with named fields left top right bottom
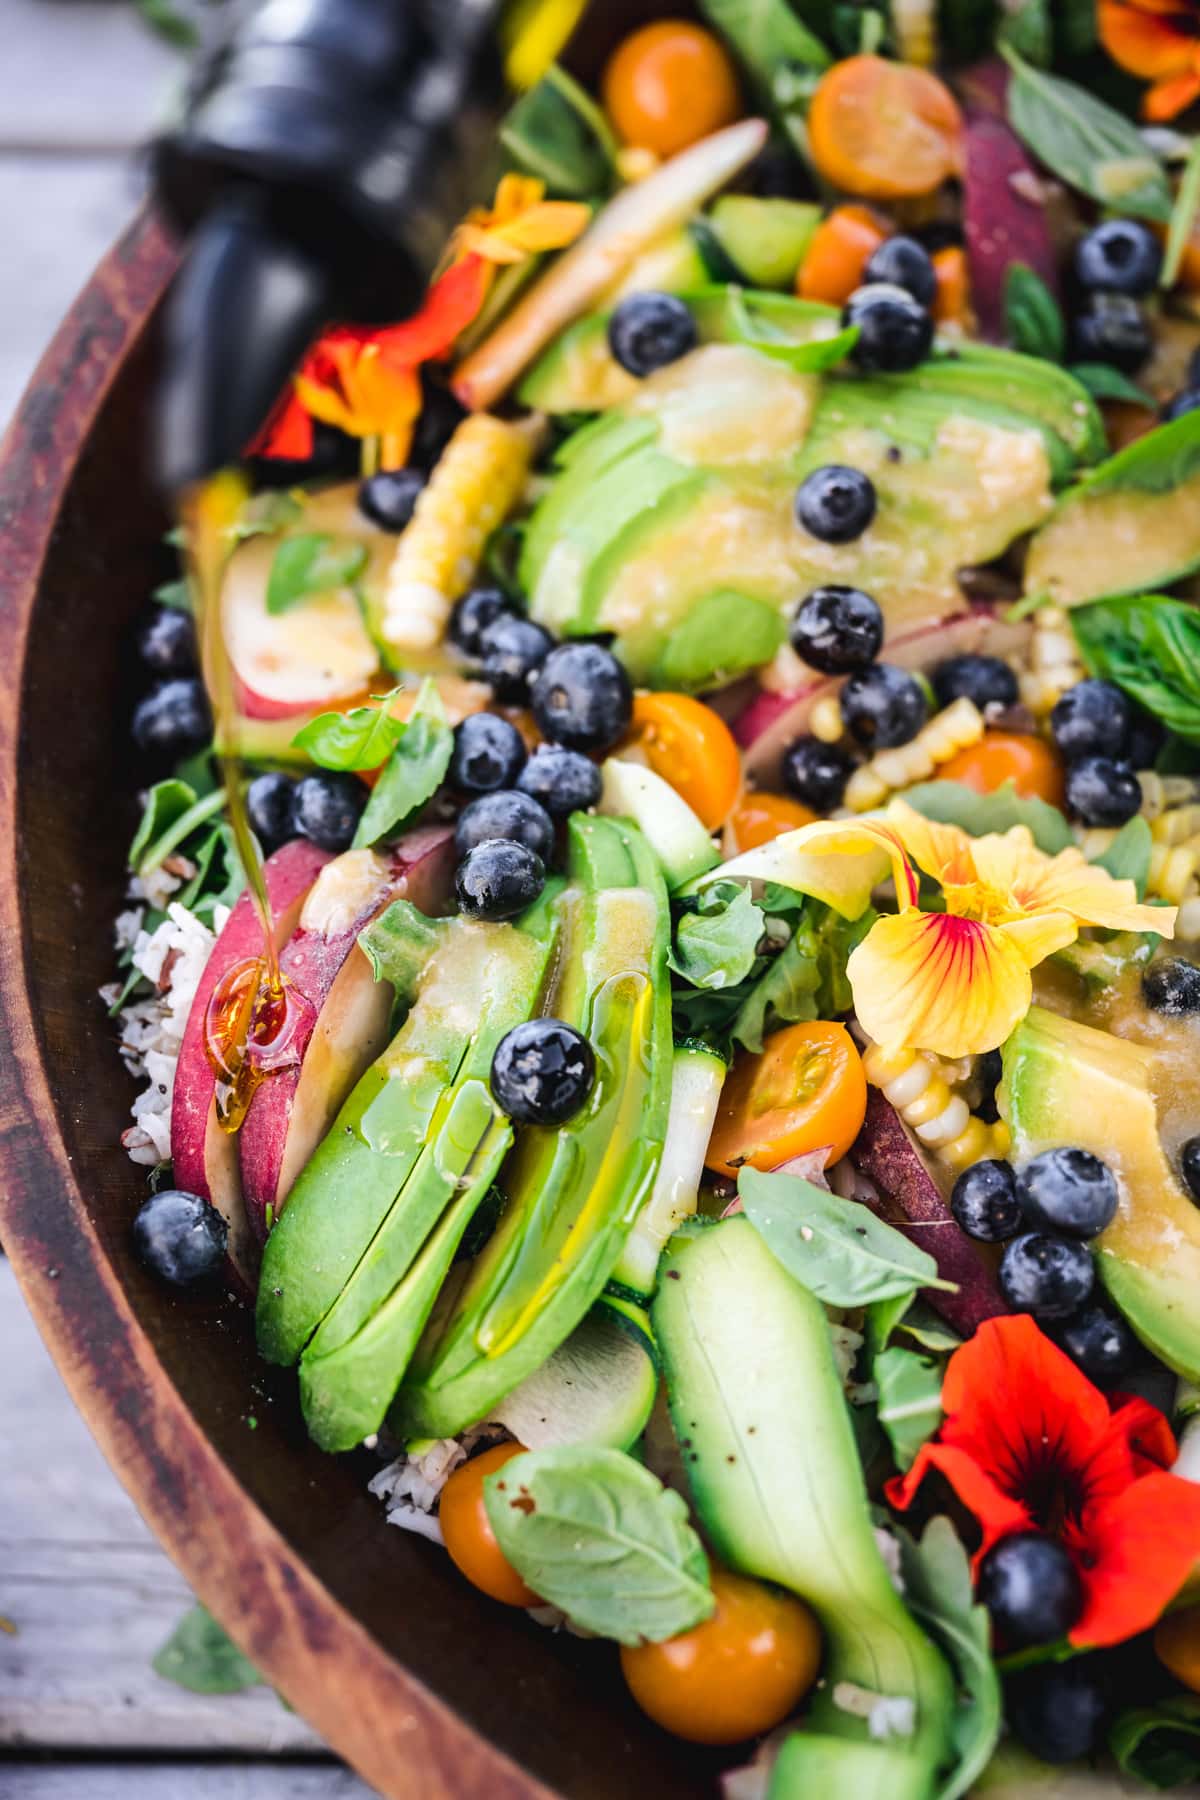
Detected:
left=1003, top=263, right=1065, bottom=362
left=266, top=532, right=368, bottom=615
left=352, top=679, right=453, bottom=847
left=1072, top=594, right=1200, bottom=744
left=292, top=688, right=408, bottom=772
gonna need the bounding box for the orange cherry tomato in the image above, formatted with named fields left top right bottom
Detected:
left=439, top=1443, right=539, bottom=1607
left=1155, top=1607, right=1200, bottom=1694
left=938, top=731, right=1066, bottom=807
left=797, top=204, right=887, bottom=305
left=729, top=791, right=817, bottom=853
left=932, top=245, right=971, bottom=326
left=625, top=692, right=742, bottom=831
left=602, top=22, right=742, bottom=158
left=808, top=56, right=964, bottom=200
left=706, top=1020, right=868, bottom=1178
left=621, top=1568, right=822, bottom=1745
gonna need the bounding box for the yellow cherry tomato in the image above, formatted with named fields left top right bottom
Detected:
left=706, top=1019, right=868, bottom=1178
left=808, top=56, right=963, bottom=200
left=439, top=1442, right=539, bottom=1607
left=602, top=22, right=742, bottom=158
left=621, top=1568, right=822, bottom=1745
left=729, top=791, right=818, bottom=852
left=938, top=730, right=1066, bottom=806
left=1156, top=1607, right=1200, bottom=1693
left=625, top=691, right=743, bottom=831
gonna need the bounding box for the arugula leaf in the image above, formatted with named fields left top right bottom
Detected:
left=698, top=0, right=831, bottom=87
left=352, top=681, right=453, bottom=847
left=1068, top=362, right=1154, bottom=406
left=1072, top=595, right=1200, bottom=743
left=483, top=1445, right=715, bottom=1646
left=874, top=1346, right=943, bottom=1470
left=1002, top=46, right=1172, bottom=222
left=1110, top=1695, right=1200, bottom=1790
left=740, top=1168, right=956, bottom=1306
left=152, top=1604, right=262, bottom=1694
left=1003, top=263, right=1065, bottom=361
left=1165, top=137, right=1200, bottom=289
left=1080, top=403, right=1200, bottom=498
left=901, top=779, right=1074, bottom=854
left=266, top=533, right=368, bottom=615
left=293, top=689, right=406, bottom=772
left=726, top=288, right=860, bottom=372
left=670, top=886, right=765, bottom=990
left=129, top=779, right=200, bottom=870
left=1090, top=814, right=1152, bottom=894
left=500, top=63, right=616, bottom=198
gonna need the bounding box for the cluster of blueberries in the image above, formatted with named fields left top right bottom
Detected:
left=1048, top=677, right=1161, bottom=827
left=1066, top=217, right=1199, bottom=420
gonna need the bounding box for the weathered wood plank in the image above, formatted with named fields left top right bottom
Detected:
left=1, top=1764, right=377, bottom=1798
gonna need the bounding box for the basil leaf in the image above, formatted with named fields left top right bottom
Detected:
left=698, top=0, right=831, bottom=87
left=1110, top=1695, right=1200, bottom=1790
left=1003, top=263, right=1065, bottom=361
left=500, top=63, right=616, bottom=198
left=293, top=688, right=407, bottom=772
left=740, top=1168, right=956, bottom=1306
left=1090, top=814, right=1152, bottom=894
left=901, top=779, right=1074, bottom=855
left=1165, top=137, right=1200, bottom=289
left=670, top=887, right=765, bottom=991
left=1081, top=404, right=1200, bottom=497
left=128, top=779, right=198, bottom=870
left=727, top=289, right=860, bottom=371
left=999, top=0, right=1051, bottom=65
left=152, top=1603, right=262, bottom=1694
left=234, top=489, right=305, bottom=544
left=874, top=1346, right=943, bottom=1470
left=1072, top=595, right=1200, bottom=743
left=483, top=1445, right=715, bottom=1646
left=352, top=681, right=453, bottom=847
left=266, top=533, right=368, bottom=615
left=894, top=1518, right=1002, bottom=1800
left=893, top=1302, right=961, bottom=1355
left=1003, top=47, right=1172, bottom=222
left=1068, top=362, right=1154, bottom=406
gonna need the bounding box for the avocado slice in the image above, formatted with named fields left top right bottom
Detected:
left=708, top=197, right=821, bottom=289
left=394, top=814, right=673, bottom=1439
left=654, top=1216, right=955, bottom=1798
left=1002, top=1005, right=1200, bottom=1381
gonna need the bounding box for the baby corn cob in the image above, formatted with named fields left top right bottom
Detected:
left=381, top=414, right=537, bottom=657
left=845, top=697, right=983, bottom=812
left=862, top=1042, right=1010, bottom=1172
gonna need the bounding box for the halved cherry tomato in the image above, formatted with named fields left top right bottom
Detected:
left=797, top=203, right=887, bottom=305
left=706, top=1019, right=867, bottom=1177
left=439, top=1442, right=539, bottom=1607
left=938, top=731, right=1066, bottom=807
left=729, top=791, right=817, bottom=853
left=1156, top=1606, right=1200, bottom=1694
left=621, top=1567, right=822, bottom=1745
left=625, top=692, right=742, bottom=831
left=932, top=244, right=971, bottom=327
left=602, top=22, right=742, bottom=158
left=808, top=56, right=964, bottom=200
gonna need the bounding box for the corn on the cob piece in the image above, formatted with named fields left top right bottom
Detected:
left=758, top=642, right=811, bottom=695
left=1178, top=896, right=1200, bottom=939
left=1019, top=605, right=1083, bottom=716
left=1153, top=805, right=1200, bottom=846
left=890, top=0, right=937, bottom=65
left=1149, top=840, right=1200, bottom=906
left=1139, top=772, right=1200, bottom=821
left=381, top=415, right=536, bottom=656
left=845, top=697, right=983, bottom=812
left=810, top=694, right=844, bottom=744
left=862, top=1042, right=1009, bottom=1168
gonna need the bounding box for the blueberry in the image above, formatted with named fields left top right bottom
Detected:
left=608, top=291, right=697, bottom=377
left=246, top=772, right=296, bottom=855
left=950, top=1160, right=1023, bottom=1242
left=517, top=744, right=602, bottom=818
left=1017, top=1147, right=1119, bottom=1239
left=1163, top=387, right=1200, bottom=422
left=455, top=791, right=555, bottom=864
left=1074, top=218, right=1163, bottom=297
left=357, top=467, right=425, bottom=533
left=1054, top=1305, right=1137, bottom=1385
left=844, top=282, right=934, bottom=374
left=931, top=654, right=1018, bottom=714
left=1064, top=755, right=1142, bottom=827
left=131, top=678, right=212, bottom=759
left=449, top=712, right=527, bottom=795
left=491, top=1018, right=596, bottom=1125
left=250, top=420, right=357, bottom=489
left=410, top=374, right=468, bottom=470
left=1050, top=679, right=1131, bottom=762
left=781, top=739, right=854, bottom=813
left=292, top=772, right=366, bottom=852
left=531, top=642, right=633, bottom=753
left=137, top=605, right=196, bottom=676
left=1069, top=293, right=1153, bottom=374
left=1125, top=704, right=1166, bottom=769
left=1182, top=1135, right=1200, bottom=1202
left=978, top=1533, right=1082, bottom=1648
left=479, top=614, right=555, bottom=703
left=790, top=585, right=883, bottom=674
left=863, top=235, right=937, bottom=307
left=132, top=1189, right=227, bottom=1287
left=1006, top=1663, right=1107, bottom=1765
left=999, top=1232, right=1095, bottom=1319
left=455, top=839, right=545, bottom=919
left=794, top=465, right=877, bottom=544
left=840, top=663, right=928, bottom=750
left=1143, top=955, right=1200, bottom=1016
left=447, top=587, right=514, bottom=661
left=976, top=1046, right=1003, bottom=1124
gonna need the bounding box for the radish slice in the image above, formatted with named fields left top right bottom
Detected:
left=960, top=60, right=1060, bottom=342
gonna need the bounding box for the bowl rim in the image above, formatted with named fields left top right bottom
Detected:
left=0, top=204, right=551, bottom=1800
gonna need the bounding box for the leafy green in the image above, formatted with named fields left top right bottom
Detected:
left=893, top=1302, right=961, bottom=1355
left=670, top=886, right=765, bottom=990
left=152, top=1604, right=262, bottom=1694
left=1003, top=263, right=1065, bottom=361
left=153, top=577, right=191, bottom=611
left=266, top=533, right=368, bottom=615
left=234, top=490, right=305, bottom=543
left=874, top=1346, right=943, bottom=1470
left=1068, top=362, right=1154, bottom=407
left=726, top=288, right=860, bottom=371
left=1080, top=405, right=1200, bottom=497
left=1110, top=1695, right=1200, bottom=1790
left=292, top=688, right=406, bottom=772
left=500, top=63, right=616, bottom=198
left=352, top=680, right=453, bottom=847
left=740, top=1168, right=956, bottom=1307
left=483, top=1445, right=714, bottom=1646
left=129, top=780, right=229, bottom=878
left=1073, top=595, right=1200, bottom=743
left=901, top=779, right=1074, bottom=854
left=698, top=0, right=831, bottom=88
left=998, top=0, right=1051, bottom=64
left=135, top=0, right=199, bottom=50
left=1165, top=137, right=1200, bottom=289
left=1090, top=814, right=1152, bottom=894
left=1002, top=46, right=1172, bottom=222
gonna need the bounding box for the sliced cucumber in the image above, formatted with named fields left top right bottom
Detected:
left=708, top=197, right=820, bottom=290
left=490, top=1293, right=658, bottom=1453
left=611, top=1044, right=727, bottom=1299
left=606, top=228, right=709, bottom=302
left=600, top=758, right=718, bottom=891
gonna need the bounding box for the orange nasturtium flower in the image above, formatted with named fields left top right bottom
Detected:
left=1099, top=0, right=1200, bottom=122
left=705, top=800, right=1172, bottom=1058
